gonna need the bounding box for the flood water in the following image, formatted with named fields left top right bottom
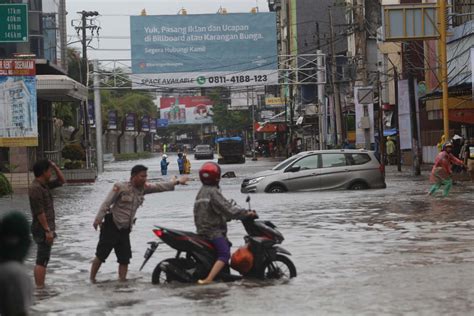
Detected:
left=1, top=155, right=473, bottom=315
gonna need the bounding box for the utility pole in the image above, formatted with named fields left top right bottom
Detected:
left=393, top=66, right=401, bottom=172
left=74, top=10, right=99, bottom=169
left=329, top=8, right=342, bottom=146
left=438, top=0, right=449, bottom=140
left=317, top=50, right=326, bottom=150
left=93, top=60, right=103, bottom=173
left=354, top=0, right=370, bottom=150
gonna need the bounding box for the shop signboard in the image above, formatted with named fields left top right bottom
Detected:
left=130, top=13, right=278, bottom=88
left=160, top=96, right=213, bottom=125
left=0, top=59, right=37, bottom=147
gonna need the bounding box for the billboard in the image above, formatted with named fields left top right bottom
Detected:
left=160, top=96, right=213, bottom=125
left=130, top=13, right=278, bottom=88
left=150, top=117, right=157, bottom=133
left=0, top=59, right=37, bottom=147
left=107, top=110, right=118, bottom=130
left=141, top=116, right=150, bottom=132
left=125, top=113, right=136, bottom=131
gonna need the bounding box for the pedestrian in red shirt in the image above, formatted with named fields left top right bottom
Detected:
left=428, top=142, right=464, bottom=197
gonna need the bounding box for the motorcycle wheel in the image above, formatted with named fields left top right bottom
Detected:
left=262, top=255, right=297, bottom=280
left=152, top=259, right=174, bottom=284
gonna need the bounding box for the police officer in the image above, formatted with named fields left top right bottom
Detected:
left=90, top=164, right=188, bottom=283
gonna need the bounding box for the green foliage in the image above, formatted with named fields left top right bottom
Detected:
left=63, top=159, right=83, bottom=169
left=114, top=152, right=152, bottom=161
left=208, top=88, right=251, bottom=133
left=62, top=144, right=86, bottom=161
left=53, top=103, right=76, bottom=127
left=67, top=48, right=82, bottom=83
left=0, top=173, right=13, bottom=197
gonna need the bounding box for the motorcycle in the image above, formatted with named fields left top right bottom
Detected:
left=140, top=199, right=296, bottom=284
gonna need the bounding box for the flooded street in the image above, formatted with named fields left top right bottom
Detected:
left=1, top=156, right=473, bottom=315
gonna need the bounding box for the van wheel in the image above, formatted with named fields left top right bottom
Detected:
left=267, top=184, right=286, bottom=193
left=350, top=181, right=368, bottom=190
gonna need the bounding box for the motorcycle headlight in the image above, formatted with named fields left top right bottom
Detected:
left=247, top=176, right=264, bottom=185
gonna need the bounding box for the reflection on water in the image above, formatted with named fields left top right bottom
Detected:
left=1, top=158, right=473, bottom=315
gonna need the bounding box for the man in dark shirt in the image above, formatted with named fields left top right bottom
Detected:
left=28, top=159, right=65, bottom=288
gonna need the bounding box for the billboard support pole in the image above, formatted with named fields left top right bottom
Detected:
left=250, top=86, right=257, bottom=161
left=93, top=59, right=103, bottom=174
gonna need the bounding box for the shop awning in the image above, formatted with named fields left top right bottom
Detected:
left=36, top=75, right=88, bottom=102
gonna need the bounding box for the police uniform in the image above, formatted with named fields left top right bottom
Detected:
left=94, top=181, right=176, bottom=264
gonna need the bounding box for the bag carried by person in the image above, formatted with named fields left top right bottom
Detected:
left=230, top=244, right=254, bottom=275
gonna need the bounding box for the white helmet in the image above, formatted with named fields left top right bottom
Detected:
left=162, top=154, right=168, bottom=159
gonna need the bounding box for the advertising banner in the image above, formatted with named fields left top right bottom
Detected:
left=107, top=110, right=118, bottom=130
left=141, top=116, right=150, bottom=132
left=0, top=59, right=37, bottom=147
left=87, top=100, right=95, bottom=126
left=125, top=113, right=136, bottom=131
left=150, top=117, right=157, bottom=133
left=160, top=96, right=213, bottom=125
left=157, top=118, right=168, bottom=128
left=130, top=13, right=278, bottom=88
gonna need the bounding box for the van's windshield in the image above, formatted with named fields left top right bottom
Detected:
left=272, top=153, right=304, bottom=170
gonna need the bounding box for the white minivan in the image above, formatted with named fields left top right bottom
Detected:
left=241, top=149, right=386, bottom=193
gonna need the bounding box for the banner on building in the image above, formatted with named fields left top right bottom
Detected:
left=354, top=87, right=375, bottom=147
left=130, top=13, right=278, bottom=88
left=397, top=79, right=420, bottom=150
left=125, top=113, right=136, bottom=131
left=107, top=110, right=118, bottom=130
left=0, top=59, right=37, bottom=147
left=160, top=96, right=213, bottom=125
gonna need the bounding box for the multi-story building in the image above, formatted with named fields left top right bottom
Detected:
left=0, top=0, right=87, bottom=187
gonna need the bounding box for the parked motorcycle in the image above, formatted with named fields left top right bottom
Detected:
left=140, top=211, right=296, bottom=284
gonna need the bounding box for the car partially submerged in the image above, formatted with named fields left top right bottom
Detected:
left=194, top=145, right=214, bottom=160
left=241, top=149, right=386, bottom=193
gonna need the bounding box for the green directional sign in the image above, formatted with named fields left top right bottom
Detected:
left=0, top=4, right=28, bottom=43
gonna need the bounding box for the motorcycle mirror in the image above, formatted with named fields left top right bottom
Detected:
left=246, top=195, right=251, bottom=210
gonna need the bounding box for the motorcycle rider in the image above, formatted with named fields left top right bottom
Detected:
left=194, top=162, right=256, bottom=285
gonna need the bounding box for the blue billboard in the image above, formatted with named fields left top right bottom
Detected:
left=130, top=13, right=278, bottom=88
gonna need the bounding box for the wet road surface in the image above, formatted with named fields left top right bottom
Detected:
left=1, top=155, right=473, bottom=315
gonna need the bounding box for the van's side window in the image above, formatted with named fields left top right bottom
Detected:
left=293, top=155, right=319, bottom=170
left=348, top=153, right=371, bottom=165
left=321, top=154, right=347, bottom=168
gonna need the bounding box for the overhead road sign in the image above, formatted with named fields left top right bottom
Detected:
left=0, top=4, right=28, bottom=43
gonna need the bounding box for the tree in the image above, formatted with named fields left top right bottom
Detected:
left=208, top=89, right=251, bottom=133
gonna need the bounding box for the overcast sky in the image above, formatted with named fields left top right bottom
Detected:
left=66, top=0, right=269, bottom=61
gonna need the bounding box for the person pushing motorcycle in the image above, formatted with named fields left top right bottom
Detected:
left=90, top=164, right=188, bottom=283
left=194, top=162, right=256, bottom=285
